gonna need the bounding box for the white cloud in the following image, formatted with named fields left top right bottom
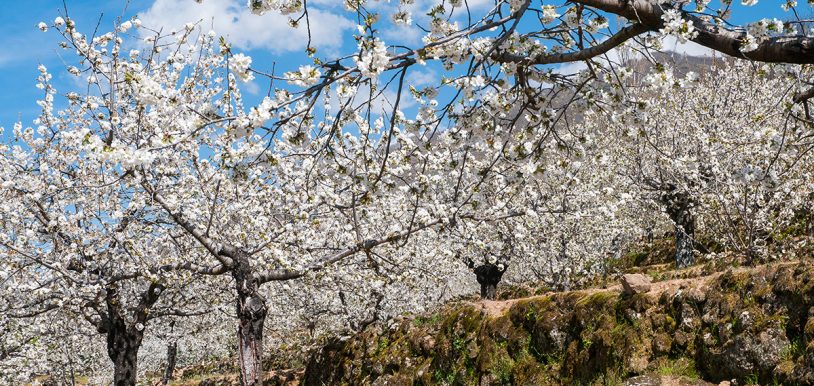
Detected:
left=381, top=24, right=424, bottom=46
left=407, top=69, right=438, bottom=87
left=138, top=0, right=354, bottom=53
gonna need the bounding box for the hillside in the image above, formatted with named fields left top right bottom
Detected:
left=301, top=259, right=814, bottom=385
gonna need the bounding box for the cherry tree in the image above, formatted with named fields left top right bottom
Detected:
left=230, top=0, right=814, bottom=276
left=0, top=17, right=233, bottom=384
left=10, top=11, right=550, bottom=385
left=593, top=60, right=814, bottom=266
left=4, top=0, right=814, bottom=384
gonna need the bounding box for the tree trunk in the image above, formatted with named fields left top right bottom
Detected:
left=474, top=263, right=506, bottom=300
left=232, top=252, right=268, bottom=386
left=675, top=223, right=694, bottom=269
left=106, top=319, right=141, bottom=386
left=112, top=345, right=139, bottom=386
left=663, top=189, right=696, bottom=269
left=481, top=283, right=498, bottom=300
left=104, top=284, right=145, bottom=386
left=161, top=341, right=177, bottom=385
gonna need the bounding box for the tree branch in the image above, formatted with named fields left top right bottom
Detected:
left=141, top=180, right=235, bottom=268
left=255, top=219, right=443, bottom=284
left=568, top=0, right=814, bottom=64
left=495, top=23, right=649, bottom=64
left=793, top=87, right=814, bottom=103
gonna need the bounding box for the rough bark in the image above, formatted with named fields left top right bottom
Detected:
left=104, top=285, right=144, bottom=386
left=663, top=189, right=696, bottom=268
left=569, top=0, right=814, bottom=64
left=494, top=0, right=814, bottom=66
left=111, top=342, right=139, bottom=386
left=482, top=283, right=498, bottom=300
left=100, top=281, right=163, bottom=386
left=675, top=224, right=694, bottom=268
left=232, top=251, right=268, bottom=386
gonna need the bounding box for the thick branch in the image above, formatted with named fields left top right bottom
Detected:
left=568, top=0, right=814, bottom=64
left=134, top=281, right=165, bottom=325
left=794, top=87, right=814, bottom=103
left=159, top=261, right=229, bottom=275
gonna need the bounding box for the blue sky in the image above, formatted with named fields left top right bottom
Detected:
left=0, top=0, right=358, bottom=130
left=0, top=0, right=804, bottom=131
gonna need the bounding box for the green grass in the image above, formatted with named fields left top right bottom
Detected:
left=654, top=358, right=699, bottom=379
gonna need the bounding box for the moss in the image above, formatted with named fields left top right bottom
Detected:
left=718, top=269, right=751, bottom=292
left=804, top=317, right=814, bottom=341
left=508, top=296, right=555, bottom=325
left=780, top=337, right=804, bottom=361
left=574, top=291, right=618, bottom=312
left=376, top=336, right=390, bottom=354
left=306, top=261, right=814, bottom=386
left=649, top=313, right=676, bottom=332
left=511, top=352, right=553, bottom=385
left=493, top=352, right=515, bottom=384
left=612, top=237, right=676, bottom=271
left=439, top=304, right=482, bottom=336
left=432, top=367, right=456, bottom=384
left=589, top=369, right=627, bottom=386
left=413, top=313, right=441, bottom=327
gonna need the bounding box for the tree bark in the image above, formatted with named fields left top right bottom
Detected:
left=232, top=251, right=268, bottom=386
left=663, top=189, right=696, bottom=268
left=569, top=0, right=814, bottom=64
left=101, top=281, right=162, bottom=386
left=161, top=341, right=177, bottom=385
left=481, top=283, right=498, bottom=300
left=674, top=223, right=694, bottom=269
left=111, top=343, right=139, bottom=386
left=105, top=305, right=142, bottom=386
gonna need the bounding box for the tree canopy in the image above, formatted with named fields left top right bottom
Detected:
left=1, top=0, right=813, bottom=384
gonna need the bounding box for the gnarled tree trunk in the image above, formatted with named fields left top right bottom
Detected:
left=110, top=338, right=140, bottom=386
left=100, top=281, right=163, bottom=386
left=104, top=285, right=145, bottom=386
left=232, top=251, right=268, bottom=386
left=663, top=189, right=696, bottom=269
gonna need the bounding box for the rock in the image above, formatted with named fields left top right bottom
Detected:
left=628, top=354, right=650, bottom=374
left=652, top=333, right=673, bottom=355
left=305, top=263, right=814, bottom=386
left=674, top=330, right=690, bottom=348
left=622, top=273, right=652, bottom=295
left=804, top=316, right=814, bottom=341
left=466, top=340, right=479, bottom=359
left=699, top=327, right=789, bottom=381
left=419, top=336, right=435, bottom=353
left=687, top=287, right=707, bottom=303
left=735, top=310, right=753, bottom=332
left=625, top=375, right=660, bottom=385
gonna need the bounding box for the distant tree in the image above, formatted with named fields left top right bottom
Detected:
left=596, top=61, right=813, bottom=266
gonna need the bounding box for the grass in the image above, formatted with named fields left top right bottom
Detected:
left=654, top=358, right=699, bottom=379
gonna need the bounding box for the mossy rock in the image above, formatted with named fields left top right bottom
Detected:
left=304, top=261, right=814, bottom=386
